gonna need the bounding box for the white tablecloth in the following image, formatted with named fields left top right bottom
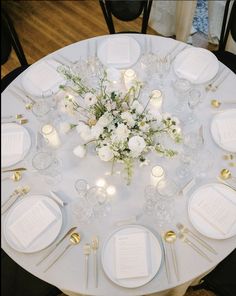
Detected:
left=1, top=34, right=236, bottom=296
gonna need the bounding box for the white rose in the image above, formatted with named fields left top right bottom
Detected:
left=76, top=123, right=94, bottom=142
left=128, top=136, right=146, bottom=157
left=131, top=100, right=144, bottom=114
left=97, top=112, right=113, bottom=127
left=84, top=92, right=97, bottom=107
left=121, top=111, right=135, bottom=127
left=76, top=122, right=89, bottom=134
left=59, top=122, right=71, bottom=134
left=91, top=124, right=103, bottom=139
left=112, top=123, right=130, bottom=142
left=73, top=145, right=86, bottom=158
left=98, top=146, right=114, bottom=162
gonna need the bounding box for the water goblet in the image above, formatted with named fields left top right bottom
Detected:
left=156, top=178, right=179, bottom=198
left=175, top=148, right=196, bottom=180
left=72, top=199, right=93, bottom=225
left=186, top=88, right=202, bottom=124
left=75, top=179, right=89, bottom=199
left=156, top=53, right=171, bottom=86
left=32, top=151, right=62, bottom=185
left=32, top=99, right=51, bottom=122
left=172, top=78, right=192, bottom=113
left=86, top=186, right=111, bottom=219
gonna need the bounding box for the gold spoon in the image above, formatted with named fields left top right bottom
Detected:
left=220, top=169, right=236, bottom=181
left=211, top=99, right=236, bottom=108
left=44, top=232, right=81, bottom=272
left=2, top=171, right=22, bottom=182
left=164, top=230, right=179, bottom=281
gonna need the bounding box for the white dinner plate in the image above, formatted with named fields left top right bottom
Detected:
left=101, top=225, right=163, bottom=288
left=210, top=109, right=236, bottom=153
left=97, top=36, right=141, bottom=69
left=21, top=59, right=65, bottom=98
left=173, top=47, right=219, bottom=84
left=3, top=195, right=63, bottom=253
left=188, top=183, right=236, bottom=239
left=1, top=123, right=31, bottom=168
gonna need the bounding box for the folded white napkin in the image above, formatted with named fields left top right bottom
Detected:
left=192, top=187, right=236, bottom=235
left=9, top=201, right=57, bottom=248
left=115, top=231, right=149, bottom=279
left=106, top=37, right=130, bottom=64
left=175, top=51, right=212, bottom=81
left=2, top=131, right=24, bottom=157
left=215, top=117, right=236, bottom=144
left=23, top=60, right=64, bottom=93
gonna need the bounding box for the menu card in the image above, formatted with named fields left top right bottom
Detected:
left=215, top=117, right=236, bottom=144
left=114, top=231, right=149, bottom=279
left=2, top=131, right=24, bottom=157
left=107, top=37, right=130, bottom=64
left=192, top=187, right=236, bottom=235
left=9, top=201, right=57, bottom=248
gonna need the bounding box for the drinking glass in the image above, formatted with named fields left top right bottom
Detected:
left=172, top=78, right=192, bottom=113
left=186, top=88, right=202, bottom=123
left=195, top=149, right=214, bottom=179
left=175, top=148, right=196, bottom=179
left=86, top=186, right=111, bottom=219
left=156, top=53, right=171, bottom=85
left=156, top=178, right=179, bottom=198
left=32, top=151, right=62, bottom=185
left=32, top=99, right=51, bottom=122
left=72, top=199, right=94, bottom=225
left=74, top=179, right=89, bottom=198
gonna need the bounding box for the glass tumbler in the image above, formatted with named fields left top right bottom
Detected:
left=74, top=179, right=89, bottom=198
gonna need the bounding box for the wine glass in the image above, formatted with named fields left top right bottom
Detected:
left=186, top=88, right=202, bottom=123
left=172, top=78, right=192, bottom=113
left=156, top=53, right=171, bottom=86
left=74, top=179, right=89, bottom=198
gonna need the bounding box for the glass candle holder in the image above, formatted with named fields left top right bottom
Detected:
left=123, top=69, right=136, bottom=90
left=41, top=124, right=61, bottom=148
left=150, top=89, right=163, bottom=110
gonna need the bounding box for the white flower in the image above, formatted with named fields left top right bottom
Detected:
left=98, top=146, right=114, bottom=161
left=76, top=122, right=94, bottom=142
left=91, top=124, right=103, bottom=139
left=84, top=92, right=97, bottom=106
left=97, top=112, right=113, bottom=127
left=131, top=100, right=144, bottom=114
left=59, top=122, right=71, bottom=134
left=121, top=111, right=135, bottom=127
left=128, top=136, right=146, bottom=157
left=112, top=123, right=130, bottom=142
left=73, top=145, right=86, bottom=158
left=139, top=121, right=150, bottom=132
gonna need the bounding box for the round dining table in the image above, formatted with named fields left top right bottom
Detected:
left=1, top=34, right=236, bottom=296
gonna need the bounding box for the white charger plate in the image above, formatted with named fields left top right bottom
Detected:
left=97, top=36, right=141, bottom=69
left=173, top=47, right=219, bottom=84
left=21, top=59, right=65, bottom=98
left=1, top=123, right=31, bottom=168
left=101, top=225, right=163, bottom=288
left=3, top=195, right=63, bottom=253
left=210, top=109, right=236, bottom=153
left=188, top=183, right=236, bottom=239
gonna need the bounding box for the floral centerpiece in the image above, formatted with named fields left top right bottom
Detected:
left=58, top=65, right=181, bottom=184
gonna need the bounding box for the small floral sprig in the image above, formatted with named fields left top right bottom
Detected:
left=58, top=65, right=182, bottom=184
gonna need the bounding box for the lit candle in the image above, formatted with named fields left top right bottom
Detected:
left=41, top=124, right=61, bottom=148
left=150, top=89, right=163, bottom=110
left=124, top=69, right=136, bottom=90
left=151, top=165, right=165, bottom=186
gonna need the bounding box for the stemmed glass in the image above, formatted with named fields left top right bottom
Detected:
left=156, top=53, right=171, bottom=86
left=75, top=179, right=89, bottom=199
left=143, top=185, right=158, bottom=216
left=172, top=78, right=192, bottom=113
left=186, top=88, right=202, bottom=123
left=86, top=186, right=111, bottom=219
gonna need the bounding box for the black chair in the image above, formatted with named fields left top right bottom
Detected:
left=1, top=250, right=62, bottom=296
left=1, top=8, right=29, bottom=92
left=213, top=0, right=236, bottom=74
left=99, top=0, right=153, bottom=34
left=192, top=248, right=236, bottom=296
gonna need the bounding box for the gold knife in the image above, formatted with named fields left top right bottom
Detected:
left=36, top=226, right=77, bottom=266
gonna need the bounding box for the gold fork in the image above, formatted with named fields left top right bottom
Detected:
left=91, top=236, right=99, bottom=288
left=84, top=243, right=91, bottom=289
left=1, top=186, right=30, bottom=214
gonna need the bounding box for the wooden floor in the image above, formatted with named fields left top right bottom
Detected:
left=1, top=0, right=157, bottom=77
